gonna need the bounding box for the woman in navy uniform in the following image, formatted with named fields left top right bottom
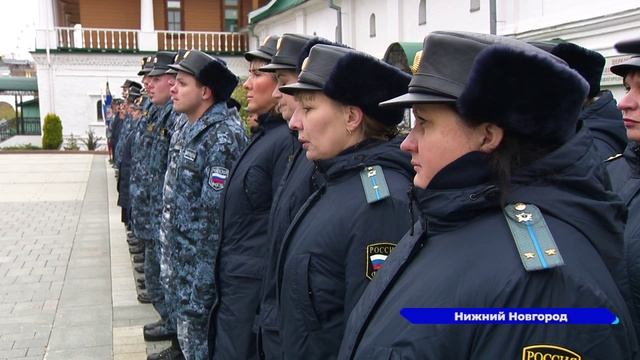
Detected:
left=207, top=35, right=296, bottom=360
left=338, top=31, right=639, bottom=360
left=610, top=41, right=640, bottom=341
left=274, top=44, right=413, bottom=359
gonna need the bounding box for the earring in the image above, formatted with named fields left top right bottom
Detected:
left=346, top=127, right=352, bottom=135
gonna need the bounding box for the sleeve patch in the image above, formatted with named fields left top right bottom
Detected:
left=522, top=345, right=581, bottom=360
left=208, top=166, right=229, bottom=191
left=366, top=242, right=396, bottom=280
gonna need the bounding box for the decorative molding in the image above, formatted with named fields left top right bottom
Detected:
left=31, top=53, right=143, bottom=67
left=501, top=7, right=640, bottom=41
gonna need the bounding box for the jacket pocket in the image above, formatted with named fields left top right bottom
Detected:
left=221, top=254, right=264, bottom=280
left=244, top=165, right=272, bottom=211
left=288, top=254, right=321, bottom=332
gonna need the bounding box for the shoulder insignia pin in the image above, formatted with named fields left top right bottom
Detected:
left=503, top=203, right=564, bottom=272
left=359, top=165, right=391, bottom=204
left=604, top=153, right=623, bottom=163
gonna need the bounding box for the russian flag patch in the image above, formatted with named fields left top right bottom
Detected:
left=208, top=166, right=229, bottom=191
left=366, top=242, right=396, bottom=280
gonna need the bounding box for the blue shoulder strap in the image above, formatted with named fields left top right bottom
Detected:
left=503, top=203, right=564, bottom=272
left=359, top=165, right=391, bottom=204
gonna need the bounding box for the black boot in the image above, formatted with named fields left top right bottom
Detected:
left=147, top=338, right=184, bottom=360
left=132, top=254, right=145, bottom=263
left=143, top=322, right=176, bottom=341
left=137, top=291, right=151, bottom=304
left=129, top=244, right=145, bottom=254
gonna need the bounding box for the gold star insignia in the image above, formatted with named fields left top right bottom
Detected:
left=544, top=248, right=557, bottom=256
left=523, top=252, right=535, bottom=259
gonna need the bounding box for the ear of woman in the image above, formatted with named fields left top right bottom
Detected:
left=478, top=123, right=504, bottom=153
left=344, top=105, right=364, bottom=135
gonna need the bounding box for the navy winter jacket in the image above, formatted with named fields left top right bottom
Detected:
left=208, top=113, right=295, bottom=360
left=339, top=127, right=638, bottom=360
left=277, top=138, right=414, bottom=360
left=582, top=90, right=627, bottom=159
left=257, top=138, right=317, bottom=360
left=609, top=141, right=640, bottom=341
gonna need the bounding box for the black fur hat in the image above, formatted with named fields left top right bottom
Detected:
left=198, top=57, right=238, bottom=102
left=169, top=51, right=238, bottom=103
left=550, top=42, right=605, bottom=98
left=457, top=45, right=588, bottom=145
left=296, top=37, right=346, bottom=73
left=324, top=52, right=412, bottom=126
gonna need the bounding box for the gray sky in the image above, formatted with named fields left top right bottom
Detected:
left=0, top=0, right=38, bottom=58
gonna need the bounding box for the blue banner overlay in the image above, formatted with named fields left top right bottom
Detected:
left=400, top=308, right=619, bottom=325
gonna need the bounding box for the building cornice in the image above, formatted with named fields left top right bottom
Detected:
left=501, top=7, right=640, bottom=41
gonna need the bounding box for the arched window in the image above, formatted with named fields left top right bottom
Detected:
left=97, top=100, right=104, bottom=121
left=369, top=13, right=376, bottom=38
left=419, top=0, right=426, bottom=25
left=470, top=0, right=480, bottom=12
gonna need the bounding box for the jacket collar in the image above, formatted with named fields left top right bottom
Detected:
left=623, top=141, right=640, bottom=178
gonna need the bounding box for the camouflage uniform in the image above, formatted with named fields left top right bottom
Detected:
left=130, top=102, right=160, bottom=241
left=114, top=114, right=133, bottom=169
left=146, top=100, right=178, bottom=329
left=160, top=102, right=247, bottom=360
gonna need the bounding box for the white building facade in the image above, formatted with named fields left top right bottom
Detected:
left=250, top=0, right=640, bottom=98
left=33, top=0, right=248, bottom=141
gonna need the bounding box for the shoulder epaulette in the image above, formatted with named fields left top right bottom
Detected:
left=503, top=203, right=564, bottom=272
left=604, top=153, right=623, bottom=163
left=360, top=165, right=390, bottom=204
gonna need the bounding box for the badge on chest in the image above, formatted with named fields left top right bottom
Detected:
left=183, top=149, right=197, bottom=162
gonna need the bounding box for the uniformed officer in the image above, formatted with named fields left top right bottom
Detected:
left=130, top=56, right=155, bottom=265
left=338, top=31, right=638, bottom=359
left=131, top=51, right=179, bottom=348
left=117, top=85, right=143, bottom=228
left=207, top=35, right=295, bottom=360
left=609, top=40, right=640, bottom=341
left=161, top=50, right=247, bottom=360
left=110, top=97, right=127, bottom=167
left=143, top=50, right=187, bottom=356
left=273, top=44, right=413, bottom=359
left=115, top=82, right=142, bottom=170
left=253, top=35, right=334, bottom=360
left=531, top=41, right=627, bottom=159
left=129, top=52, right=176, bottom=305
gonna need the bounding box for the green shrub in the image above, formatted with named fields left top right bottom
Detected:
left=63, top=133, right=80, bottom=150
left=230, top=78, right=249, bottom=134
left=80, top=129, right=103, bottom=150
left=42, top=113, right=63, bottom=150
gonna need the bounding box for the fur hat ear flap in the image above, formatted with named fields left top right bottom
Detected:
left=323, top=52, right=411, bottom=125
left=457, top=45, right=588, bottom=145
left=296, top=37, right=347, bottom=73
left=198, top=59, right=238, bottom=103
left=551, top=42, right=605, bottom=98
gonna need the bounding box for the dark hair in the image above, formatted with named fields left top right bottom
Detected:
left=459, top=104, right=561, bottom=204
left=362, top=114, right=398, bottom=141
left=487, top=133, right=560, bottom=203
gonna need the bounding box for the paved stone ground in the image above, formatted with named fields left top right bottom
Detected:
left=0, top=154, right=167, bottom=360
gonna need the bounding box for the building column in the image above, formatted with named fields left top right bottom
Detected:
left=385, top=0, right=400, bottom=47
left=36, top=0, right=57, bottom=50
left=139, top=0, right=157, bottom=51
